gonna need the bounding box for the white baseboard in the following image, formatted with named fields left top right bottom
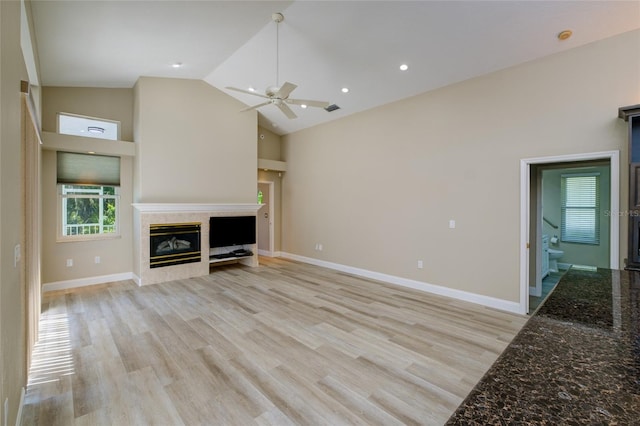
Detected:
left=558, top=262, right=573, bottom=270
left=42, top=272, right=134, bottom=293
left=15, top=387, right=24, bottom=426
left=258, top=250, right=282, bottom=258
left=280, top=252, right=522, bottom=314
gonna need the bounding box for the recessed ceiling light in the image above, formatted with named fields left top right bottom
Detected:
left=300, top=104, right=308, bottom=109
left=399, top=64, right=409, bottom=71
left=341, top=87, right=349, bottom=93
left=172, top=62, right=183, bottom=68
left=87, top=126, right=105, bottom=134
left=248, top=87, right=256, bottom=92
left=557, top=30, right=572, bottom=41
left=87, top=151, right=96, bottom=154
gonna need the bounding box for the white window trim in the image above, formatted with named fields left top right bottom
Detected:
left=57, top=184, right=121, bottom=242
left=560, top=172, right=601, bottom=245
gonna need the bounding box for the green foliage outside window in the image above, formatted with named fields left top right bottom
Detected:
left=62, top=185, right=118, bottom=236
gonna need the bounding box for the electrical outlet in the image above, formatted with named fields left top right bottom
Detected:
left=94, top=256, right=101, bottom=264
left=417, top=260, right=423, bottom=269
left=66, top=259, right=73, bottom=267
left=449, top=219, right=456, bottom=229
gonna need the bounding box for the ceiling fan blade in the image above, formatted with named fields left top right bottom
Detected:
left=275, top=82, right=297, bottom=99
left=277, top=102, right=297, bottom=119
left=226, top=86, right=269, bottom=99
left=286, top=99, right=331, bottom=108
left=240, top=101, right=271, bottom=112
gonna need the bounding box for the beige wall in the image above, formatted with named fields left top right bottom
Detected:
left=42, top=86, right=134, bottom=141
left=40, top=150, right=134, bottom=284
left=258, top=126, right=281, bottom=160
left=134, top=77, right=257, bottom=203
left=1, top=1, right=28, bottom=423
left=282, top=30, right=640, bottom=303
left=40, top=88, right=135, bottom=284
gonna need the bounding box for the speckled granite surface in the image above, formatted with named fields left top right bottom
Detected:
left=447, top=267, right=640, bottom=425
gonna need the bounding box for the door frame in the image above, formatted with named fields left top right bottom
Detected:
left=258, top=180, right=275, bottom=255
left=520, top=150, right=620, bottom=314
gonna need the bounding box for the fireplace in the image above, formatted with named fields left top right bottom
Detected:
left=149, top=222, right=201, bottom=268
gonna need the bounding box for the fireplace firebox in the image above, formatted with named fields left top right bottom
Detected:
left=149, top=223, right=201, bottom=268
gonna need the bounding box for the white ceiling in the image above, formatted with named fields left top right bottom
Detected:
left=29, top=1, right=640, bottom=135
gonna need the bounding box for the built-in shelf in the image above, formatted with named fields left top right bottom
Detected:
left=258, top=158, right=286, bottom=172
left=209, top=255, right=253, bottom=264
left=133, top=203, right=261, bottom=286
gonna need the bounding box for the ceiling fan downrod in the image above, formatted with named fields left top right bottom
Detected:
left=273, top=13, right=284, bottom=88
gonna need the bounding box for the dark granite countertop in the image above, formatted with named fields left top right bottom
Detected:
left=447, top=267, right=640, bottom=425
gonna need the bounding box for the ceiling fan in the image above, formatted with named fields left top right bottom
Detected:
left=225, top=13, right=330, bottom=119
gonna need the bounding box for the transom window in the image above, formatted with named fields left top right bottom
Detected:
left=57, top=112, right=120, bottom=141
left=561, top=173, right=600, bottom=245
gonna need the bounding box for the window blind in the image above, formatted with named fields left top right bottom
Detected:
left=561, top=173, right=600, bottom=244
left=57, top=151, right=120, bottom=186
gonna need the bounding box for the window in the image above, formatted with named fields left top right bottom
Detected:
left=60, top=185, right=119, bottom=237
left=57, top=112, right=120, bottom=141
left=57, top=152, right=120, bottom=240
left=561, top=173, right=600, bottom=245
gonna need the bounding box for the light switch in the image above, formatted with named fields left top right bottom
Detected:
left=14, top=244, right=21, bottom=268
left=449, top=220, right=456, bottom=229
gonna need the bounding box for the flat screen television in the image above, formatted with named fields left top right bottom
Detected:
left=209, top=216, right=256, bottom=248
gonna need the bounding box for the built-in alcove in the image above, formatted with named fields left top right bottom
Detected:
left=133, top=203, right=261, bottom=286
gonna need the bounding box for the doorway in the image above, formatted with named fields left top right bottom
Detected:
left=520, top=151, right=620, bottom=314
left=257, top=181, right=274, bottom=255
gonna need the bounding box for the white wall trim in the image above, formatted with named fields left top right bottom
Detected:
left=280, top=252, right=522, bottom=314
left=258, top=249, right=279, bottom=257
left=15, top=387, right=25, bottom=426
left=132, top=203, right=261, bottom=213
left=42, top=272, right=134, bottom=293
left=520, top=150, right=620, bottom=315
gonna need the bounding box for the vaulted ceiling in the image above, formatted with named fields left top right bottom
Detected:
left=29, top=1, right=640, bottom=135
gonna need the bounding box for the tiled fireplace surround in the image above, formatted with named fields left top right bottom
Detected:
left=133, top=203, right=261, bottom=286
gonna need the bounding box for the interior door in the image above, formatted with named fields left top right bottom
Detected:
left=258, top=182, right=271, bottom=253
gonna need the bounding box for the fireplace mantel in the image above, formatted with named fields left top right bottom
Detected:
left=132, top=203, right=262, bottom=214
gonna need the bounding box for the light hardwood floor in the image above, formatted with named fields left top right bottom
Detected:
left=22, top=257, right=527, bottom=425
